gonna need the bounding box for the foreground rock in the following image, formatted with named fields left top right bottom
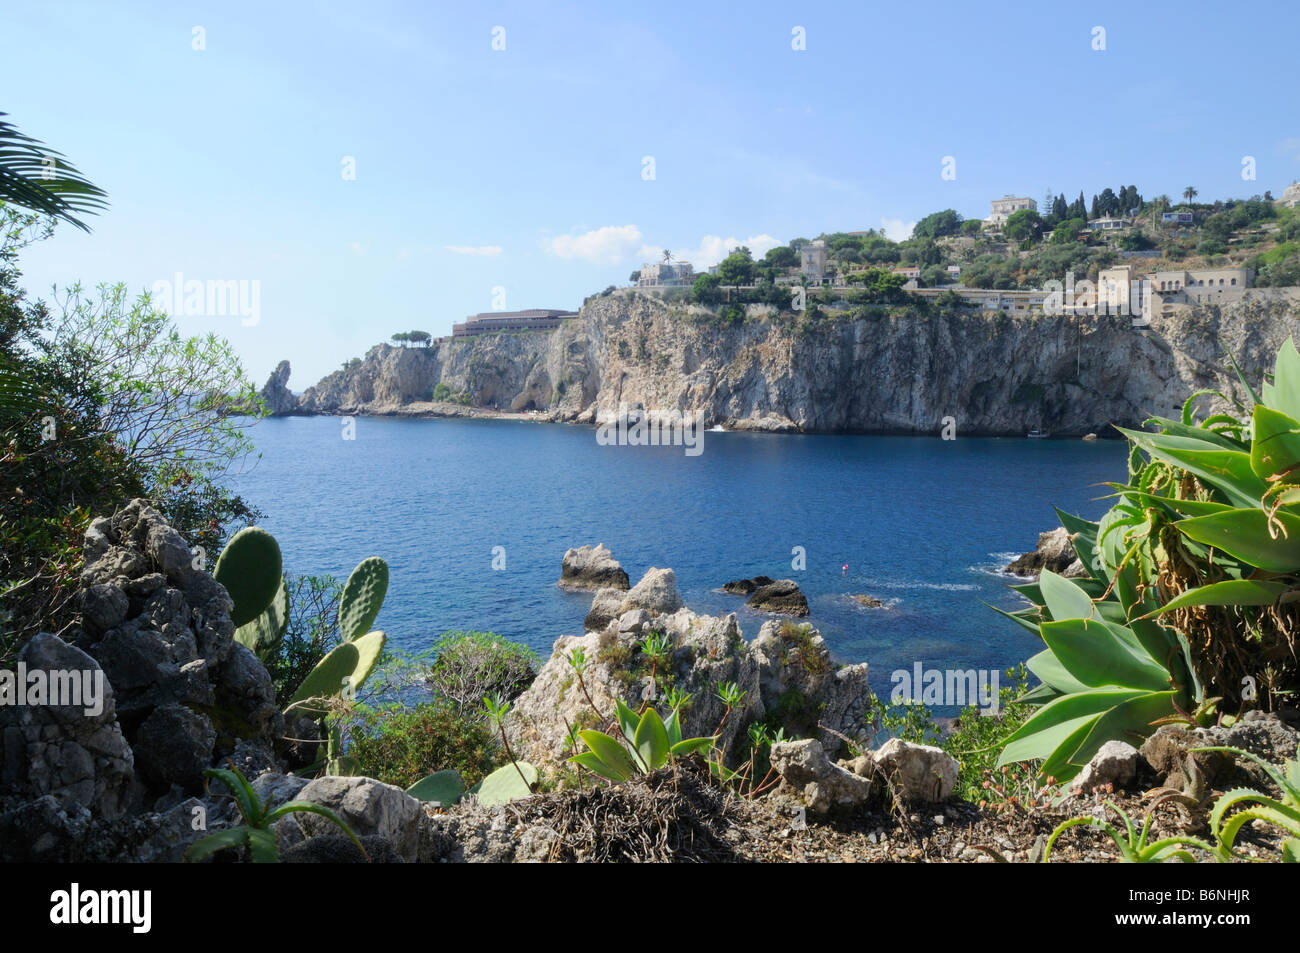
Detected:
left=768, top=739, right=874, bottom=814
left=1140, top=710, right=1300, bottom=793
left=745, top=579, right=809, bottom=616
left=277, top=776, right=423, bottom=863
left=508, top=599, right=871, bottom=766
left=559, top=543, right=630, bottom=591
left=584, top=566, right=684, bottom=630
left=0, top=499, right=289, bottom=861
left=1004, top=527, right=1086, bottom=578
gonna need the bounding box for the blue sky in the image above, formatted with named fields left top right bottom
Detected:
left=6, top=0, right=1299, bottom=386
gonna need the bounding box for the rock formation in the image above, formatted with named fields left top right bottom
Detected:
left=743, top=578, right=809, bottom=616
left=1004, top=527, right=1086, bottom=578
left=259, top=359, right=299, bottom=415
left=558, top=543, right=630, bottom=591
left=507, top=587, right=872, bottom=766
left=290, top=289, right=1300, bottom=436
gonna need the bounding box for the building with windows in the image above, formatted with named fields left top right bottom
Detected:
left=1279, top=183, right=1300, bottom=209
left=637, top=261, right=695, bottom=287
left=985, top=195, right=1037, bottom=227
left=1162, top=211, right=1195, bottom=225
left=1087, top=216, right=1133, bottom=232
left=799, top=240, right=828, bottom=280
left=451, top=309, right=578, bottom=337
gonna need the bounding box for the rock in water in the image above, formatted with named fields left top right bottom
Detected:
left=721, top=576, right=775, bottom=595
left=583, top=567, right=684, bottom=630
left=259, top=359, right=299, bottom=416
left=559, top=543, right=630, bottom=591
left=1004, top=527, right=1083, bottom=577
left=745, top=579, right=809, bottom=616
left=852, top=594, right=886, bottom=608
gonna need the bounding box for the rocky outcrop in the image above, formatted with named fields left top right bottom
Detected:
left=71, top=500, right=283, bottom=797
left=720, top=577, right=809, bottom=615
left=0, top=500, right=292, bottom=861
left=0, top=633, right=134, bottom=820
left=290, top=289, right=1300, bottom=436
left=259, top=360, right=299, bottom=415
left=559, top=544, right=630, bottom=591
left=583, top=567, right=684, bottom=631
left=767, top=735, right=959, bottom=814
left=506, top=596, right=872, bottom=767
left=1004, top=527, right=1086, bottom=578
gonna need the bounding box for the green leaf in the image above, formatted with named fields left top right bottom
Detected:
left=263, top=800, right=368, bottom=858
left=663, top=706, right=683, bottom=747
left=1026, top=647, right=1090, bottom=695
left=245, top=827, right=280, bottom=863
left=1066, top=690, right=1179, bottom=770
left=634, top=708, right=670, bottom=771
left=1176, top=509, right=1300, bottom=572
left=1149, top=578, right=1292, bottom=615
left=669, top=737, right=716, bottom=757
left=578, top=729, right=637, bottom=779
left=1116, top=428, right=1267, bottom=509
left=1270, top=336, right=1300, bottom=421
left=1251, top=403, right=1300, bottom=480
left=998, top=688, right=1148, bottom=766
left=614, top=698, right=640, bottom=747
left=203, top=767, right=262, bottom=825
left=1039, top=618, right=1173, bottom=692
left=1038, top=570, right=1097, bottom=622
left=569, top=751, right=629, bottom=782
left=184, top=828, right=249, bottom=863
left=405, top=769, right=464, bottom=806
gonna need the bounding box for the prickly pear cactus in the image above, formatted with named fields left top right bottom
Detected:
left=234, top=575, right=288, bottom=655
left=339, top=556, right=388, bottom=643
left=472, top=762, right=537, bottom=807
left=214, top=527, right=283, bottom=627
left=286, top=629, right=386, bottom=716
left=407, top=769, right=464, bottom=806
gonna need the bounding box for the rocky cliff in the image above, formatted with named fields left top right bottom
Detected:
left=281, top=290, right=1300, bottom=435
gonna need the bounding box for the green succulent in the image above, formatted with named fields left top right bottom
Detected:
left=472, top=761, right=538, bottom=806
left=234, top=574, right=288, bottom=657
left=1199, top=744, right=1300, bottom=862
left=406, top=769, right=465, bottom=806
left=995, top=338, right=1300, bottom=782
left=214, top=527, right=282, bottom=627
left=286, top=629, right=386, bottom=717
left=185, top=766, right=366, bottom=863
left=1044, top=798, right=1213, bottom=863
left=339, top=556, right=388, bottom=643
left=569, top=699, right=715, bottom=782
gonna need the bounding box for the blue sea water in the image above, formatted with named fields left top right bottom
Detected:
left=230, top=416, right=1127, bottom=700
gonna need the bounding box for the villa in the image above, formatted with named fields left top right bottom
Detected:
left=451, top=309, right=578, bottom=337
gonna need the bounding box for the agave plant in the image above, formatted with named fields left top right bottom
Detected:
left=1198, top=744, right=1300, bottom=862
left=1043, top=798, right=1213, bottom=863
left=185, top=766, right=366, bottom=863
left=569, top=699, right=714, bottom=782
left=995, top=338, right=1300, bottom=782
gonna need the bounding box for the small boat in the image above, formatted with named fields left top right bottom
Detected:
left=1027, top=429, right=1050, bottom=439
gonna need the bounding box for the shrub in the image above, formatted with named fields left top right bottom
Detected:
left=425, top=630, right=539, bottom=711
left=345, top=702, right=499, bottom=790
left=263, top=573, right=343, bottom=702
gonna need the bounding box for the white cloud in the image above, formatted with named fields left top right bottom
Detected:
left=445, top=244, right=503, bottom=256
left=542, top=225, right=643, bottom=264
left=639, top=234, right=781, bottom=269
left=880, top=217, right=916, bottom=242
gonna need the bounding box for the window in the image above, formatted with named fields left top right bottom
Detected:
left=1231, top=278, right=1237, bottom=285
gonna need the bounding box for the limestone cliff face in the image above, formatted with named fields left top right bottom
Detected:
left=288, top=290, right=1300, bottom=435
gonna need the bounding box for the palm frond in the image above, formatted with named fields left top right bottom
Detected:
left=0, top=111, right=108, bottom=231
